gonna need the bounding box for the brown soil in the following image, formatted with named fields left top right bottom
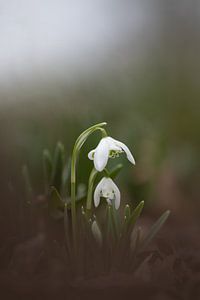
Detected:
left=0, top=206, right=200, bottom=300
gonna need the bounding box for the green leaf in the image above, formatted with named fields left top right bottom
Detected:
left=121, top=201, right=144, bottom=239
left=130, top=226, right=142, bottom=252
left=91, top=220, right=103, bottom=246
left=111, top=203, right=121, bottom=239
left=109, top=164, right=123, bottom=179
left=86, top=168, right=98, bottom=212
left=48, top=186, right=65, bottom=220
left=66, top=195, right=86, bottom=210
left=77, top=183, right=86, bottom=200
left=22, top=165, right=33, bottom=204
left=43, top=149, right=53, bottom=194
left=61, top=157, right=71, bottom=197
left=106, top=205, right=115, bottom=240
left=141, top=210, right=170, bottom=249
left=127, top=200, right=144, bottom=229
left=124, top=204, right=131, bottom=220
left=51, top=142, right=65, bottom=191
left=121, top=204, right=131, bottom=233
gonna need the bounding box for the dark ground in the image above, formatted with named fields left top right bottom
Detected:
left=0, top=192, right=200, bottom=300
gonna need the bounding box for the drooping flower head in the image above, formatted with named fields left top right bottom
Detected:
left=88, top=137, right=135, bottom=172
left=94, top=177, right=121, bottom=209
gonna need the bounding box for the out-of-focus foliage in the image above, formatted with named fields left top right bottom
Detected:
left=0, top=1, right=200, bottom=215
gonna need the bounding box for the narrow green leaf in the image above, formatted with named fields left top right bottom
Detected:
left=22, top=165, right=33, bottom=204
left=130, top=226, right=142, bottom=252
left=77, top=183, right=86, bottom=201
left=141, top=210, right=170, bottom=249
left=61, top=157, right=71, bottom=197
left=80, top=206, right=91, bottom=228
left=51, top=142, right=65, bottom=191
left=128, top=200, right=144, bottom=229
left=111, top=203, right=121, bottom=239
left=66, top=194, right=86, bottom=210
left=86, top=168, right=98, bottom=211
left=91, top=220, right=103, bottom=246
left=121, top=204, right=131, bottom=233
left=124, top=204, right=131, bottom=220
left=109, top=164, right=123, bottom=179
left=43, top=149, right=52, bottom=194
left=48, top=186, right=65, bottom=219
left=106, top=205, right=115, bottom=240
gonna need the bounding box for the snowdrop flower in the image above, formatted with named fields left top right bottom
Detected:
left=94, top=177, right=121, bottom=209
left=88, top=137, right=135, bottom=172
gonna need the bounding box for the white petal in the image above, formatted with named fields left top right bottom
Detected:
left=114, top=139, right=135, bottom=165
left=94, top=138, right=109, bottom=171
left=94, top=178, right=104, bottom=207
left=104, top=177, right=121, bottom=210
left=88, top=149, right=95, bottom=160
left=112, top=181, right=121, bottom=209
left=114, top=190, right=120, bottom=210
left=105, top=137, right=121, bottom=151
left=101, top=177, right=112, bottom=189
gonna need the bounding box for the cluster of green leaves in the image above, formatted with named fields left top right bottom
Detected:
left=22, top=141, right=170, bottom=274
left=42, top=142, right=68, bottom=196
left=80, top=199, right=170, bottom=272
left=22, top=142, right=85, bottom=219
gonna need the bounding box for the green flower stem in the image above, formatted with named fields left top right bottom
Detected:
left=98, top=128, right=107, bottom=138
left=86, top=168, right=98, bottom=216
left=70, top=122, right=107, bottom=241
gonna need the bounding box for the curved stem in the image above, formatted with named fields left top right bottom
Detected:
left=98, top=128, right=107, bottom=138
left=70, top=122, right=107, bottom=240
left=86, top=168, right=98, bottom=216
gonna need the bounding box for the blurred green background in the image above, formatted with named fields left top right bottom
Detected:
left=0, top=1, right=200, bottom=221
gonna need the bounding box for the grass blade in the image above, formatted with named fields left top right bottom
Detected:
left=22, top=164, right=33, bottom=204
left=51, top=142, right=65, bottom=191
left=61, top=157, right=71, bottom=197
left=141, top=210, right=170, bottom=249
left=127, top=200, right=144, bottom=229
left=109, top=164, right=123, bottom=179
left=106, top=205, right=115, bottom=241
left=48, top=186, right=65, bottom=219
left=43, top=149, right=53, bottom=194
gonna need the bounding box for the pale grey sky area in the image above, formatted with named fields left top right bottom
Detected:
left=0, top=0, right=154, bottom=104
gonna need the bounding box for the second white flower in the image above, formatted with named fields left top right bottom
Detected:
left=94, top=177, right=121, bottom=209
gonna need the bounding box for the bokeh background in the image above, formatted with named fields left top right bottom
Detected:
left=0, top=0, right=200, bottom=236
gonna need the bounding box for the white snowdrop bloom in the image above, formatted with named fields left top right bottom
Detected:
left=88, top=136, right=135, bottom=172
left=94, top=177, right=121, bottom=209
